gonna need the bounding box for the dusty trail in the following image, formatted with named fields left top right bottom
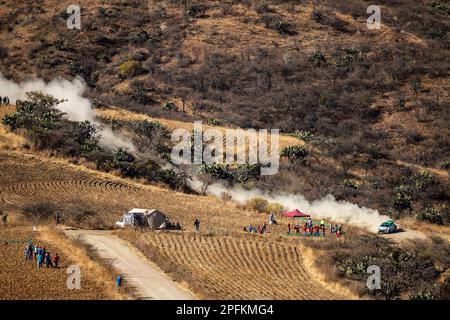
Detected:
left=65, top=230, right=195, bottom=300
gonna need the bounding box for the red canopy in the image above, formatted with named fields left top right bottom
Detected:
left=281, top=209, right=310, bottom=218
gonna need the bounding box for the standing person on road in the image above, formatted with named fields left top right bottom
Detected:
left=194, top=219, right=200, bottom=232
left=116, top=275, right=123, bottom=290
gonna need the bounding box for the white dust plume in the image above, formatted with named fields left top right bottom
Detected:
left=0, top=75, right=135, bottom=151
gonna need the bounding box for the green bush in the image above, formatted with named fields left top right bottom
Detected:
left=162, top=101, right=177, bottom=111
left=280, top=145, right=309, bottom=163
left=309, top=49, right=326, bottom=67
left=409, top=171, right=434, bottom=192
left=207, top=118, right=220, bottom=126
left=416, top=207, right=443, bottom=225
left=291, top=130, right=313, bottom=142
left=199, top=164, right=234, bottom=181
left=410, top=291, right=434, bottom=300
left=234, top=163, right=261, bottom=183
left=341, top=179, right=358, bottom=189
left=392, top=186, right=412, bottom=211
left=338, top=48, right=359, bottom=68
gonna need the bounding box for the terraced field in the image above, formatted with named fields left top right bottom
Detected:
left=0, top=150, right=258, bottom=231
left=122, top=231, right=346, bottom=300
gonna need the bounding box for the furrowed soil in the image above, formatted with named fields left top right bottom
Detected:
left=119, top=230, right=355, bottom=300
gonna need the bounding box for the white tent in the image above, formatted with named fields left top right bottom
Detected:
left=117, top=208, right=168, bottom=229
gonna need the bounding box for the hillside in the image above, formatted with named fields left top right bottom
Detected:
left=0, top=0, right=448, bottom=224
left=0, top=0, right=449, bottom=301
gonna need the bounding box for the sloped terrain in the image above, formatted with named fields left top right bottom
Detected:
left=0, top=0, right=448, bottom=223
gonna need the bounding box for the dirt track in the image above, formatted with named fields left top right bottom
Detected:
left=65, top=229, right=195, bottom=300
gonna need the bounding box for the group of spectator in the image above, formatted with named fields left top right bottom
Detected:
left=24, top=243, right=60, bottom=269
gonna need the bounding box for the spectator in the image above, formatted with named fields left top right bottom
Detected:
left=45, top=252, right=53, bottom=268
left=37, top=250, right=44, bottom=269
left=287, top=223, right=291, bottom=235
left=194, top=219, right=200, bottom=232
left=116, top=275, right=123, bottom=290
left=52, top=253, right=60, bottom=268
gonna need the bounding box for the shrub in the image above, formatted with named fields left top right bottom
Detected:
left=341, top=179, right=358, bottom=189
left=255, top=1, right=270, bottom=14
left=157, top=169, right=187, bottom=190
left=130, top=30, right=150, bottom=44
left=234, top=163, right=261, bottom=183
left=199, top=164, right=234, bottom=181
left=131, top=80, right=151, bottom=104
left=309, top=49, right=326, bottom=67
left=118, top=60, right=141, bottom=79
left=409, top=171, right=434, bottom=192
left=392, top=186, right=412, bottom=211
left=338, top=48, right=359, bottom=68
left=416, top=207, right=444, bottom=225
left=245, top=197, right=269, bottom=213
left=162, top=101, right=177, bottom=111
left=291, top=130, right=313, bottom=142
left=261, top=15, right=294, bottom=35
left=207, top=118, right=220, bottom=126
left=280, top=145, right=309, bottom=163
left=410, top=291, right=434, bottom=300
left=441, top=160, right=450, bottom=170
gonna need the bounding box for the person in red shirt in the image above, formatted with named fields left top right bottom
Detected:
left=314, top=226, right=320, bottom=236
left=52, top=253, right=60, bottom=268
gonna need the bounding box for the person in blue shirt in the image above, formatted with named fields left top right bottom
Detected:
left=116, top=275, right=123, bottom=289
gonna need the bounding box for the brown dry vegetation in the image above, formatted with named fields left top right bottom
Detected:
left=0, top=225, right=123, bottom=299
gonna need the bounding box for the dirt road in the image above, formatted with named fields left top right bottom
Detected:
left=65, top=230, right=195, bottom=300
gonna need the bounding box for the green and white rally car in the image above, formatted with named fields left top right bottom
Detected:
left=378, top=220, right=398, bottom=234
